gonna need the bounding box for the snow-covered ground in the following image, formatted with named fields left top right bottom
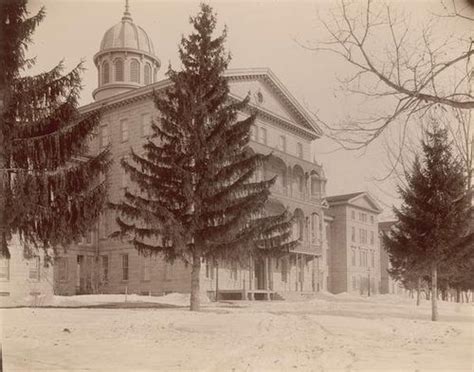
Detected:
left=1, top=292, right=472, bottom=371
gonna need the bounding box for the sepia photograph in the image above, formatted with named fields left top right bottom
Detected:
left=0, top=0, right=473, bottom=370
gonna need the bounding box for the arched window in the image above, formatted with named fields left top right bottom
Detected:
left=102, top=61, right=110, bottom=84
left=114, top=59, right=124, bottom=82
left=144, top=63, right=151, bottom=85
left=130, top=59, right=140, bottom=83
left=311, top=213, right=320, bottom=242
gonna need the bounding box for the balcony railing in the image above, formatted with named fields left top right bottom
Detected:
left=291, top=240, right=322, bottom=255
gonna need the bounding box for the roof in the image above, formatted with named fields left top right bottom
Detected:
left=98, top=4, right=156, bottom=57
left=325, top=191, right=383, bottom=214
left=325, top=192, right=365, bottom=203
left=80, top=69, right=321, bottom=140
left=223, top=68, right=322, bottom=137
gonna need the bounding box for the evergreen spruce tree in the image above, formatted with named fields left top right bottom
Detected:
left=384, top=123, right=470, bottom=320
left=0, top=0, right=109, bottom=259
left=111, top=3, right=295, bottom=311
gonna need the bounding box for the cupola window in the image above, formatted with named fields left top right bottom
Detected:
left=144, top=63, right=152, bottom=85
left=130, top=59, right=140, bottom=83
left=102, top=61, right=110, bottom=84
left=114, top=59, right=124, bottom=82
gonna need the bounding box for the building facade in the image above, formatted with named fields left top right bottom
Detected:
left=0, top=236, right=54, bottom=306
left=378, top=221, right=407, bottom=295
left=325, top=192, right=383, bottom=295
left=54, top=4, right=333, bottom=300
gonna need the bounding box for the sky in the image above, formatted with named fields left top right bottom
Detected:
left=25, top=0, right=472, bottom=219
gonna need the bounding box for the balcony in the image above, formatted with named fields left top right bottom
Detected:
left=249, top=140, right=324, bottom=175
left=291, top=240, right=322, bottom=256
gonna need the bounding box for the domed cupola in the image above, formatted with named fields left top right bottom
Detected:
left=92, top=0, right=160, bottom=101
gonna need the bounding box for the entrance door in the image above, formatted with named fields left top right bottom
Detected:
left=76, top=255, right=85, bottom=294
left=254, top=259, right=266, bottom=290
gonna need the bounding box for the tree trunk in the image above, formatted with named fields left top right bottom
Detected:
left=431, top=264, right=438, bottom=321
left=190, top=251, right=201, bottom=311
left=0, top=86, right=11, bottom=259
left=416, top=277, right=421, bottom=306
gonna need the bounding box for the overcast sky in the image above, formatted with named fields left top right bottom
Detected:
left=25, top=0, right=471, bottom=219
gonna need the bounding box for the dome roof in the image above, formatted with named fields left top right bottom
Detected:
left=99, top=3, right=156, bottom=56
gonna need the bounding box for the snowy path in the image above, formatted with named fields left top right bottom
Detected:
left=1, top=294, right=472, bottom=371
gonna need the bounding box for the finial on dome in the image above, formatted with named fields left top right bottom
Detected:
left=122, top=0, right=132, bottom=22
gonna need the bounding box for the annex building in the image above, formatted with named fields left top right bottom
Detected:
left=47, top=4, right=384, bottom=300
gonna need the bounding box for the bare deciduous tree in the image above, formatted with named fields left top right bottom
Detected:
left=303, top=0, right=473, bottom=153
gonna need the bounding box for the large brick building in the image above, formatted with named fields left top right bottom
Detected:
left=325, top=192, right=383, bottom=294
left=54, top=4, right=332, bottom=300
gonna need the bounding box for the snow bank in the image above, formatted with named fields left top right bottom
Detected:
left=3, top=292, right=210, bottom=308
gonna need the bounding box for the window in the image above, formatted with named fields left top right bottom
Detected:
left=370, top=231, right=374, bottom=245
left=278, top=135, right=286, bottom=152
left=351, top=249, right=356, bottom=266
left=259, top=127, right=267, bottom=144
left=205, top=259, right=214, bottom=280
left=0, top=259, right=10, bottom=281
left=352, top=276, right=357, bottom=290
left=114, top=59, right=124, bottom=81
left=297, top=142, right=303, bottom=158
left=351, top=227, right=356, bottom=242
left=370, top=215, right=374, bottom=224
left=141, top=113, right=152, bottom=137
left=29, top=256, right=40, bottom=281
left=351, top=210, right=355, bottom=220
left=102, top=61, right=110, bottom=84
left=230, top=261, right=238, bottom=281
left=144, top=63, right=152, bottom=84
left=85, top=231, right=92, bottom=245
left=359, top=250, right=363, bottom=267
left=311, top=213, right=320, bottom=242
left=297, top=218, right=304, bottom=241
left=101, top=255, right=108, bottom=283
left=360, top=229, right=367, bottom=244
left=130, top=59, right=140, bottom=83
left=99, top=125, right=109, bottom=148
left=281, top=258, right=288, bottom=283
left=121, top=158, right=129, bottom=189
left=58, top=258, right=67, bottom=282
left=141, top=256, right=151, bottom=281
left=371, top=251, right=375, bottom=268
left=121, top=254, right=129, bottom=281
left=120, top=119, right=129, bottom=142
left=298, top=174, right=304, bottom=193
left=153, top=68, right=158, bottom=82
left=100, top=212, right=108, bottom=239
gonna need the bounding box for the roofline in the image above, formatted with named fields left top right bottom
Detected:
left=223, top=68, right=323, bottom=136
left=79, top=69, right=323, bottom=140
left=325, top=191, right=383, bottom=214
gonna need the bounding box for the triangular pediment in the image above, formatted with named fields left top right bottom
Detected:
left=224, top=68, right=322, bottom=138
left=349, top=193, right=382, bottom=214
